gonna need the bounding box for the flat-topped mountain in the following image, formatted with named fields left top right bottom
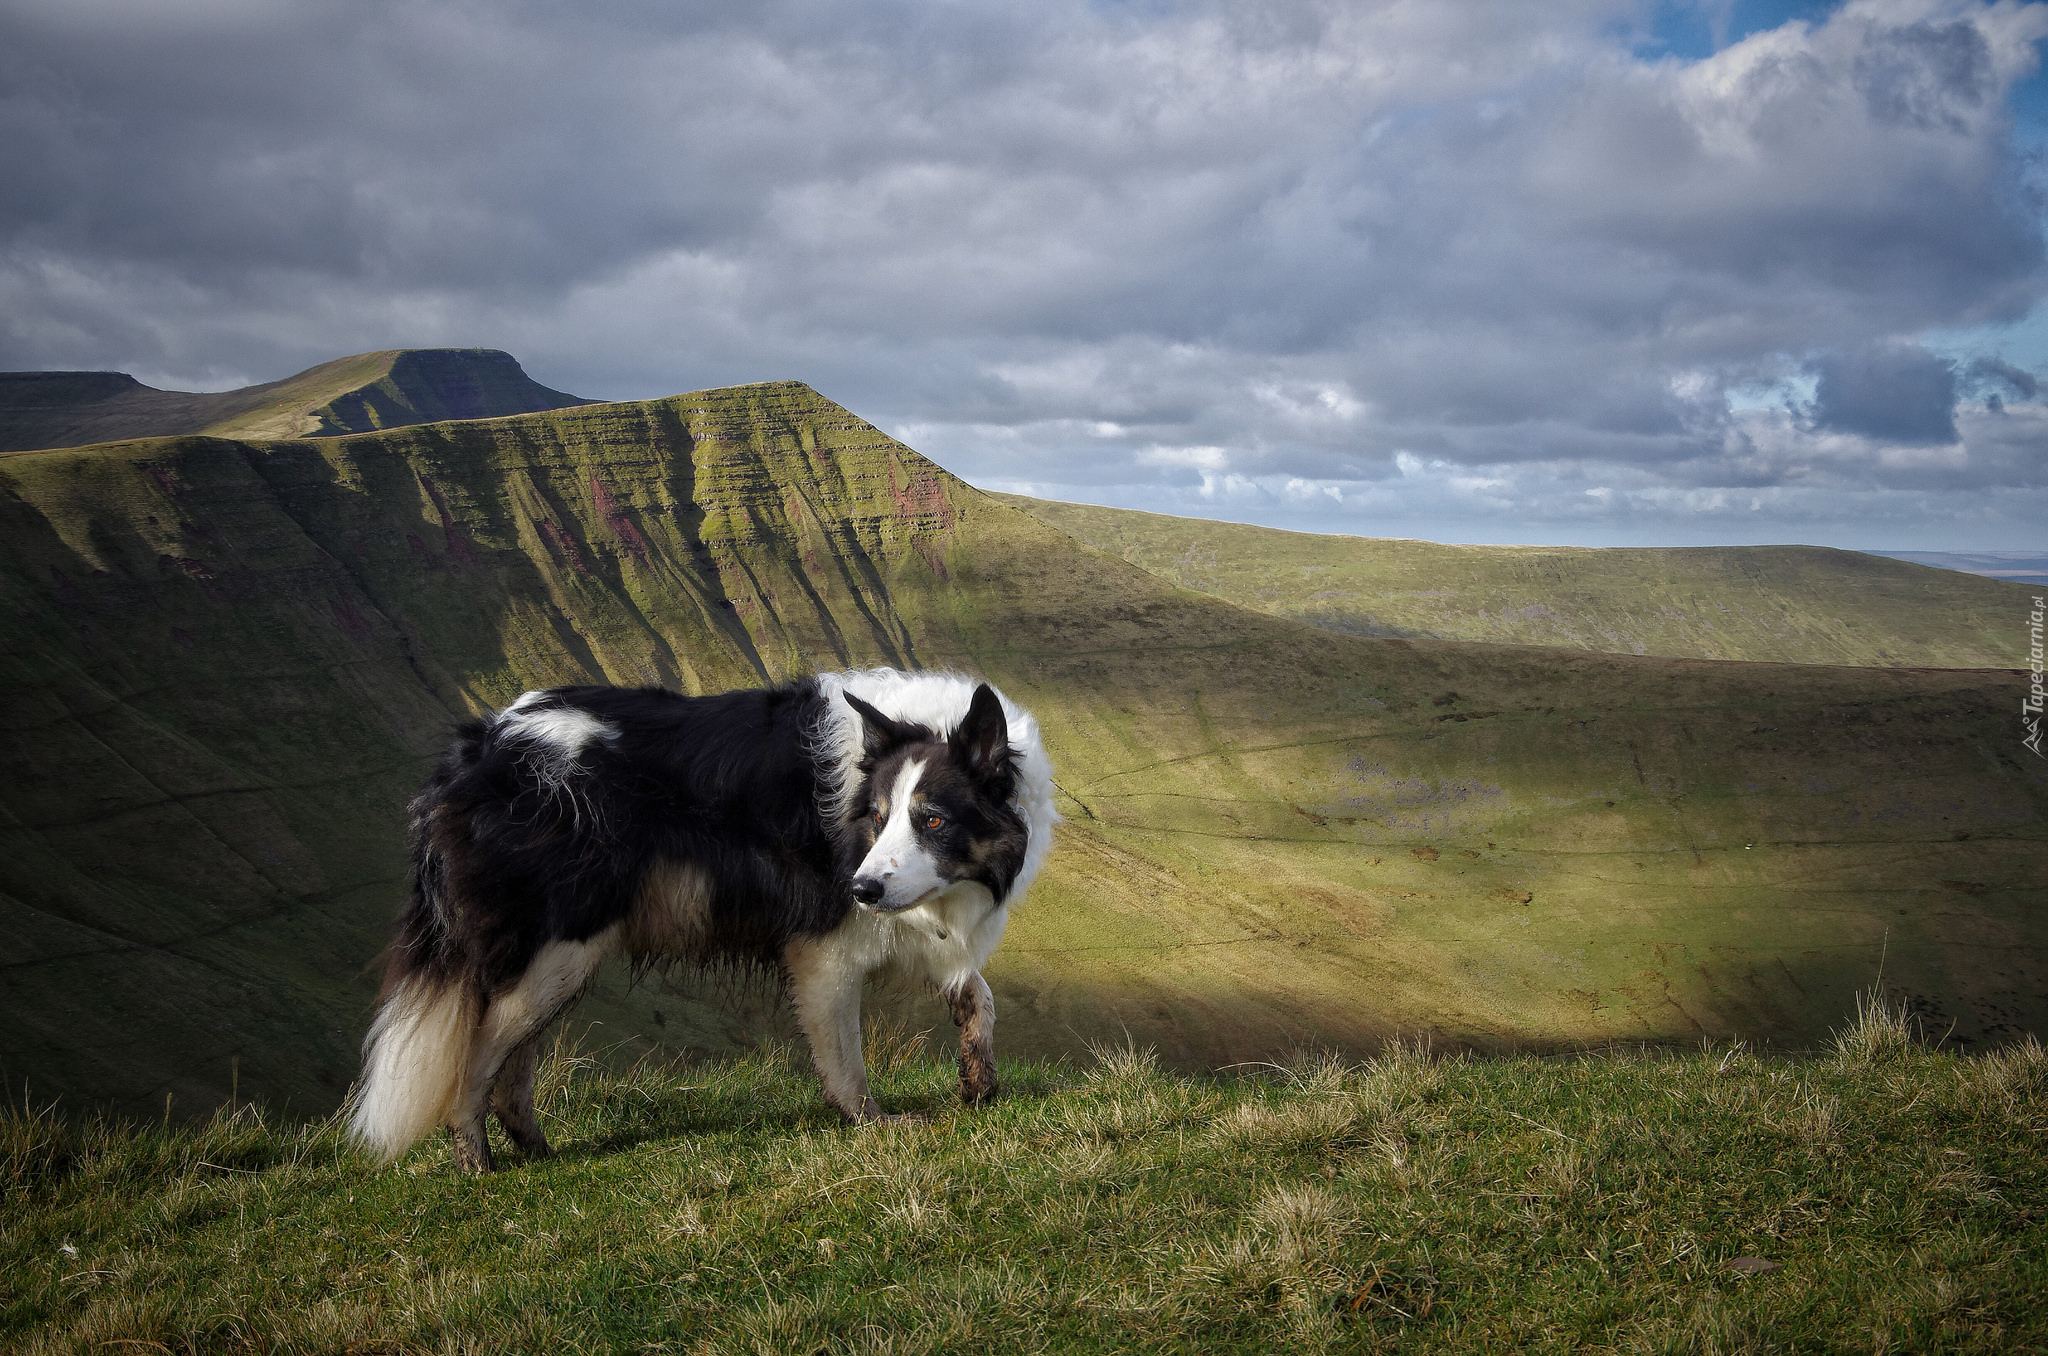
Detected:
left=1, top=380, right=2040, bottom=1119
left=0, top=348, right=591, bottom=453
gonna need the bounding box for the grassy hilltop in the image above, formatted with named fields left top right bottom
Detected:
left=0, top=349, right=590, bottom=453
left=1001, top=495, right=2033, bottom=669
left=2, top=381, right=2043, bottom=1121
left=5, top=1025, right=2045, bottom=1352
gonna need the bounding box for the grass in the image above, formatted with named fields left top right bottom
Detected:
left=998, top=493, right=2036, bottom=669
left=5, top=999, right=2044, bottom=1354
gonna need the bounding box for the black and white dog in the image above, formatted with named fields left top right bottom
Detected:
left=350, top=668, right=1056, bottom=1171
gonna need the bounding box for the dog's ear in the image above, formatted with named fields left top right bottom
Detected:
left=950, top=684, right=1014, bottom=784
left=844, top=692, right=920, bottom=760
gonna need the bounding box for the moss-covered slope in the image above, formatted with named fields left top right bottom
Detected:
left=3, top=383, right=2041, bottom=1118
left=1001, top=495, right=2034, bottom=669
left=0, top=349, right=590, bottom=453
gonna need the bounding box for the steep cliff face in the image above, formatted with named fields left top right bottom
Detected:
left=4, top=381, right=2043, bottom=1116
left=0, top=349, right=590, bottom=452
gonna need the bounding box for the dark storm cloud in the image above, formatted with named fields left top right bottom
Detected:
left=2, top=0, right=2045, bottom=546
left=1966, top=355, right=2041, bottom=398
left=1810, top=343, right=1961, bottom=445
left=1853, top=16, right=1995, bottom=129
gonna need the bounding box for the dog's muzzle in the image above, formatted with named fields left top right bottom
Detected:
left=852, top=876, right=941, bottom=913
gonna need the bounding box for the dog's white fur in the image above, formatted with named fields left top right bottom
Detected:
left=495, top=698, right=619, bottom=793
left=811, top=668, right=1058, bottom=998
left=858, top=758, right=946, bottom=910
left=352, top=973, right=476, bottom=1163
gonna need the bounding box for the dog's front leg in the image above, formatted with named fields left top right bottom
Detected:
left=783, top=934, right=885, bottom=1122
left=948, top=970, right=998, bottom=1105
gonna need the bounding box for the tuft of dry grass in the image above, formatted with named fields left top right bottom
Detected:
left=1081, top=1034, right=1160, bottom=1089
left=1958, top=1034, right=2047, bottom=1119
left=861, top=1012, right=935, bottom=1081
left=1831, top=985, right=1923, bottom=1067
left=1210, top=1095, right=1362, bottom=1154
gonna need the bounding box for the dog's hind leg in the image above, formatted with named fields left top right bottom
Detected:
left=490, top=1033, right=551, bottom=1158
left=448, top=1112, right=494, bottom=1173
left=783, top=934, right=884, bottom=1122
left=947, top=970, right=998, bottom=1105
left=449, top=931, right=616, bottom=1171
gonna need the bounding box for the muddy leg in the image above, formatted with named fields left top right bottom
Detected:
left=949, top=970, right=998, bottom=1105
left=448, top=1114, right=494, bottom=1173
left=491, top=1034, right=552, bottom=1157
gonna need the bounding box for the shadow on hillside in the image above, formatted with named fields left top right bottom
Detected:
left=1292, top=609, right=1441, bottom=640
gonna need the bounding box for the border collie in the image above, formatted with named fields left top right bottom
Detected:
left=349, top=667, right=1056, bottom=1171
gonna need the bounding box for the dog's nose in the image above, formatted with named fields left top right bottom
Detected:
left=851, top=877, right=885, bottom=905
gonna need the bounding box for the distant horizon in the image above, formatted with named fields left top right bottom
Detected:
left=987, top=488, right=2048, bottom=562
left=5, top=345, right=2043, bottom=560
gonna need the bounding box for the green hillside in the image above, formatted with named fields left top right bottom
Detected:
left=2, top=383, right=2042, bottom=1121
left=0, top=349, right=590, bottom=453
left=999, top=496, right=2033, bottom=669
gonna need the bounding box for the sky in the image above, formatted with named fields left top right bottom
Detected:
left=2, top=0, right=2045, bottom=549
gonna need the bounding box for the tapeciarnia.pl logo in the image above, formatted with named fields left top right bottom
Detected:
left=2028, top=595, right=2045, bottom=758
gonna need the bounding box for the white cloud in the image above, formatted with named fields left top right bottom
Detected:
left=1138, top=443, right=1233, bottom=473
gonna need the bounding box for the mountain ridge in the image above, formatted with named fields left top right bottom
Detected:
left=0, top=348, right=591, bottom=453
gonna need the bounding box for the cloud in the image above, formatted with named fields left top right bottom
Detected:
left=1966, top=354, right=2041, bottom=398
left=1, top=0, right=2045, bottom=546
left=1809, top=342, right=1961, bottom=445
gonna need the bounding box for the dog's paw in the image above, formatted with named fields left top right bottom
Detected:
left=448, top=1125, right=495, bottom=1174
left=854, top=1097, right=930, bottom=1126
left=957, top=1052, right=998, bottom=1106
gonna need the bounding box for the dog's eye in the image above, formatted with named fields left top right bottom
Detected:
left=923, top=813, right=944, bottom=831
left=871, top=807, right=884, bottom=825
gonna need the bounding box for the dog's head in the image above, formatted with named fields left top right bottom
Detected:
left=841, top=684, right=1027, bottom=912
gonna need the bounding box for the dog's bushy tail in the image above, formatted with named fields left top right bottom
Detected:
left=349, top=971, right=476, bottom=1163
left=349, top=784, right=479, bottom=1164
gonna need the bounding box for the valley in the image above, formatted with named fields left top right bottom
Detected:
left=1, top=378, right=2039, bottom=1117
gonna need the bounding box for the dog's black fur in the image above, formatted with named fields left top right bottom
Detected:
left=352, top=671, right=1046, bottom=1171
left=401, top=683, right=845, bottom=990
